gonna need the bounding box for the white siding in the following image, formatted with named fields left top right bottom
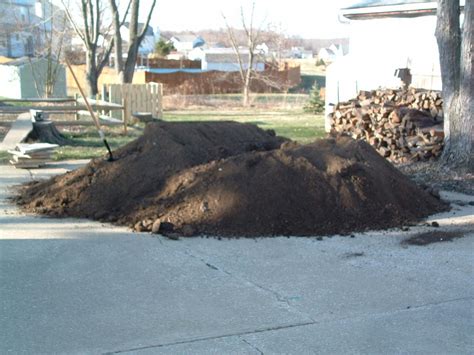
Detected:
left=0, top=59, right=66, bottom=99
left=202, top=60, right=265, bottom=72
left=0, top=66, right=22, bottom=98
left=20, top=59, right=67, bottom=98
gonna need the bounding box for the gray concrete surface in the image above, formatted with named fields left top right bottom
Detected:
left=1, top=162, right=473, bottom=354
left=0, top=113, right=32, bottom=151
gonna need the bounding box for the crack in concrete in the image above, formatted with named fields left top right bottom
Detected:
left=241, top=337, right=264, bottom=354
left=181, top=248, right=312, bottom=321
left=153, top=235, right=165, bottom=246
left=104, top=296, right=473, bottom=354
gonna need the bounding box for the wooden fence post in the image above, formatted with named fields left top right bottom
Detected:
left=74, top=93, right=79, bottom=120
left=159, top=83, right=163, bottom=118
left=122, top=97, right=128, bottom=135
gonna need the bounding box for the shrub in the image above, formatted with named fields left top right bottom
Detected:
left=154, top=40, right=175, bottom=58
left=316, top=58, right=326, bottom=66
left=303, top=84, right=325, bottom=114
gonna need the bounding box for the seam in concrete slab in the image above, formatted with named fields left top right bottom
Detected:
left=104, top=296, right=473, bottom=354
left=104, top=320, right=316, bottom=354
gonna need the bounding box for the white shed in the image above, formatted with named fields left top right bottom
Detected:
left=202, top=48, right=265, bottom=72
left=0, top=57, right=67, bottom=99
left=324, top=0, right=464, bottom=130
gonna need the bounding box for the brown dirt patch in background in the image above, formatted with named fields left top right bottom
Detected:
left=15, top=121, right=447, bottom=237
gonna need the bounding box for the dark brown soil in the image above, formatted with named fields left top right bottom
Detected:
left=15, top=121, right=447, bottom=237
left=402, top=230, right=465, bottom=245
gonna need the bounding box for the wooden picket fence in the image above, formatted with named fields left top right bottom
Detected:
left=103, top=83, right=163, bottom=123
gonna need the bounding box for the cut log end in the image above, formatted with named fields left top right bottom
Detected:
left=25, top=121, right=70, bottom=146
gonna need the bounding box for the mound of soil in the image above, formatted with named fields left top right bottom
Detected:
left=15, top=121, right=447, bottom=237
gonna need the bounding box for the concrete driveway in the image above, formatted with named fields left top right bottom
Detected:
left=1, top=162, right=473, bottom=354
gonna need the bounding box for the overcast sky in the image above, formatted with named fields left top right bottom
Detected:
left=139, top=0, right=354, bottom=39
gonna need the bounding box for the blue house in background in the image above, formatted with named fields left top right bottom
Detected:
left=169, top=35, right=205, bottom=55
left=0, top=0, right=36, bottom=57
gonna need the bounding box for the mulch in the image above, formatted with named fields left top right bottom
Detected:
left=398, top=161, right=474, bottom=195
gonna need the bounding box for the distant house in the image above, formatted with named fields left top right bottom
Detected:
left=0, top=0, right=67, bottom=58
left=290, top=47, right=313, bottom=59
left=318, top=44, right=344, bottom=63
left=187, top=47, right=205, bottom=61
left=0, top=0, right=36, bottom=57
left=256, top=43, right=269, bottom=56
left=201, top=48, right=265, bottom=72
left=324, top=0, right=465, bottom=130
left=169, top=35, right=205, bottom=54
left=0, top=57, right=67, bottom=98
left=165, top=51, right=186, bottom=60
left=121, top=22, right=156, bottom=56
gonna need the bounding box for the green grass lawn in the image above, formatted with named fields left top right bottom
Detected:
left=54, top=126, right=144, bottom=160
left=164, top=109, right=325, bottom=144
left=1, top=106, right=325, bottom=163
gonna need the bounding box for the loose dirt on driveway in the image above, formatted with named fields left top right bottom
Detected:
left=15, top=121, right=447, bottom=237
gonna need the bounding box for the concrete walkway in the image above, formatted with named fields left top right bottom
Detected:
left=0, top=113, right=32, bottom=151
left=1, top=162, right=473, bottom=354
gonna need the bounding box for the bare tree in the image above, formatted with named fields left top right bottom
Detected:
left=33, top=0, right=69, bottom=97
left=435, top=0, right=473, bottom=171
left=109, top=0, right=156, bottom=83
left=3, top=0, right=68, bottom=97
left=223, top=1, right=264, bottom=106
left=265, top=22, right=290, bottom=62
left=62, top=0, right=114, bottom=96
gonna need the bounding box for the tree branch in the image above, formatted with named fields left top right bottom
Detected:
left=93, top=0, right=100, bottom=45
left=138, top=0, right=157, bottom=42
left=109, top=0, right=123, bottom=71
left=83, top=0, right=93, bottom=46
left=97, top=36, right=115, bottom=73
left=60, top=0, right=86, bottom=45
left=222, top=12, right=246, bottom=82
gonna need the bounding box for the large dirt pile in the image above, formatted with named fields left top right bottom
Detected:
left=16, top=121, right=446, bottom=237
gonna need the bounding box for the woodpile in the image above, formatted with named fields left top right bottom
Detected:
left=329, top=88, right=444, bottom=163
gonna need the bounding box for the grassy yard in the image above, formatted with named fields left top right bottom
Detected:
left=54, top=127, right=144, bottom=160
left=293, top=59, right=326, bottom=76
left=164, top=109, right=325, bottom=144
left=53, top=108, right=325, bottom=161
left=1, top=95, right=326, bottom=162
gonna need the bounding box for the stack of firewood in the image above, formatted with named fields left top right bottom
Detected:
left=329, top=88, right=444, bottom=163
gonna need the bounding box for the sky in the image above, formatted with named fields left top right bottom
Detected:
left=138, top=0, right=354, bottom=39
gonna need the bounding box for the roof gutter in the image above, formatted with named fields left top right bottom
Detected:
left=341, top=2, right=438, bottom=19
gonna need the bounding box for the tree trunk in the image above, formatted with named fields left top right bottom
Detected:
left=243, top=84, right=250, bottom=106
left=86, top=52, right=99, bottom=97
left=454, top=0, right=473, bottom=171
left=122, top=0, right=140, bottom=83
left=436, top=0, right=473, bottom=171
left=242, top=51, right=253, bottom=106
left=123, top=40, right=140, bottom=83
left=122, top=62, right=136, bottom=83
left=109, top=0, right=123, bottom=74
